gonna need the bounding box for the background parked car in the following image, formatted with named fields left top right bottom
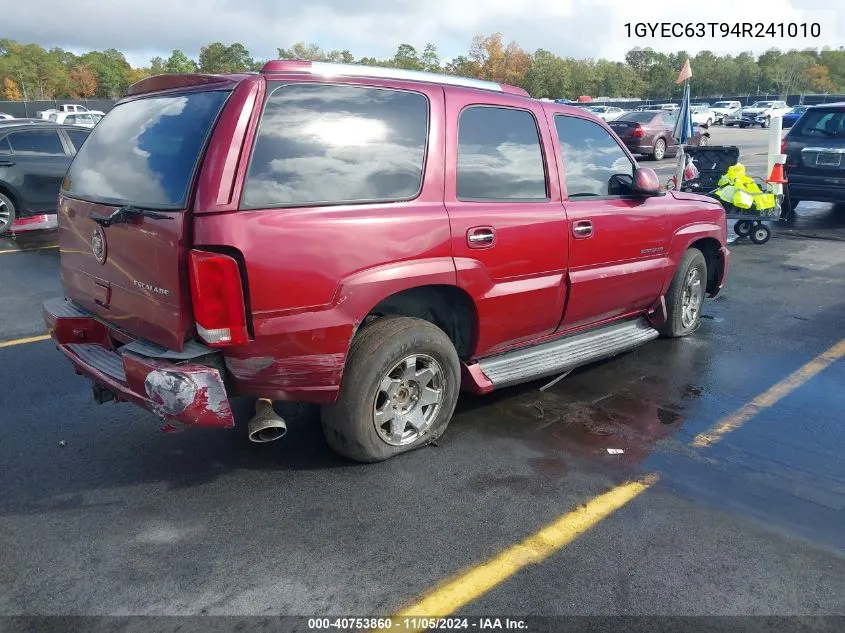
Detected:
left=0, top=113, right=14, bottom=120
left=609, top=109, right=709, bottom=160
left=710, top=101, right=742, bottom=124
left=691, top=105, right=715, bottom=127
left=725, top=100, right=790, bottom=128
left=0, top=122, right=91, bottom=234
left=781, top=102, right=845, bottom=215
left=782, top=105, right=810, bottom=129
left=585, top=105, right=625, bottom=121
left=48, top=112, right=100, bottom=128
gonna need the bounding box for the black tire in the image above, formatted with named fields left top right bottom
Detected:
left=734, top=220, right=752, bottom=237
left=761, top=116, right=770, bottom=129
left=660, top=248, right=707, bottom=339
left=652, top=138, right=666, bottom=161
left=699, top=135, right=710, bottom=146
left=0, top=190, right=15, bottom=235
left=750, top=224, right=771, bottom=245
left=780, top=195, right=800, bottom=216
left=321, top=316, right=461, bottom=463
left=706, top=118, right=713, bottom=127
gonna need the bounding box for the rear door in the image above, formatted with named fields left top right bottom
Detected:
left=1, top=127, right=72, bottom=212
left=58, top=88, right=232, bottom=351
left=444, top=91, right=569, bottom=357
left=552, top=114, right=672, bottom=331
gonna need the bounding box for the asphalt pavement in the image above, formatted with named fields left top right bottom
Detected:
left=1, top=133, right=844, bottom=629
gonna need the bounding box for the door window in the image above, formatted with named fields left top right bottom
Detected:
left=7, top=129, right=65, bottom=155
left=554, top=115, right=636, bottom=198
left=456, top=106, right=548, bottom=201
left=65, top=129, right=90, bottom=152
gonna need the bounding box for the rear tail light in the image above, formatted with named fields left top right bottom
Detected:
left=780, top=137, right=787, bottom=154
left=189, top=250, right=249, bottom=347
left=631, top=124, right=645, bottom=138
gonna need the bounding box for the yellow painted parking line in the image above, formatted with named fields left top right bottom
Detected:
left=374, top=475, right=658, bottom=631
left=0, top=334, right=51, bottom=348
left=0, top=245, right=59, bottom=255
left=692, top=337, right=845, bottom=448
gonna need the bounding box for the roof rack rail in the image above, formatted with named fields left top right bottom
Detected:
left=260, top=60, right=529, bottom=96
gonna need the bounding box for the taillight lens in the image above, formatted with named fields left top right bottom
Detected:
left=631, top=124, right=645, bottom=138
left=189, top=250, right=249, bottom=347
left=780, top=137, right=787, bottom=154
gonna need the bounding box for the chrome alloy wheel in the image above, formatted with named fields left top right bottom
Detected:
left=373, top=354, right=445, bottom=446
left=0, top=198, right=11, bottom=233
left=681, top=267, right=703, bottom=329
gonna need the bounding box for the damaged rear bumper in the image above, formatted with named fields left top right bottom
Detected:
left=43, top=297, right=234, bottom=431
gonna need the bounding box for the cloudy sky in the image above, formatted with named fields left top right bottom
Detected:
left=5, top=0, right=842, bottom=67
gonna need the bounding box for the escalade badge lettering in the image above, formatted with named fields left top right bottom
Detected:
left=133, top=280, right=170, bottom=296
left=91, top=226, right=107, bottom=265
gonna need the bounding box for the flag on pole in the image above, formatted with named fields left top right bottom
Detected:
left=676, top=58, right=692, bottom=84
left=672, top=81, right=694, bottom=145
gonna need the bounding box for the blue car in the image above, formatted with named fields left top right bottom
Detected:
left=783, top=105, right=810, bottom=128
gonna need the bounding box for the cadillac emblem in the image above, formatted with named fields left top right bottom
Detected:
left=91, top=225, right=107, bottom=265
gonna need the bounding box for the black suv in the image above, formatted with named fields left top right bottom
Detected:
left=0, top=122, right=91, bottom=234
left=782, top=103, right=845, bottom=214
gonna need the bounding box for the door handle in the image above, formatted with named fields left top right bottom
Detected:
left=467, top=227, right=495, bottom=248
left=0, top=160, right=15, bottom=167
left=572, top=220, right=593, bottom=238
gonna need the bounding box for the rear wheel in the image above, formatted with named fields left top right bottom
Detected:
left=660, top=248, right=707, bottom=338
left=321, top=316, right=461, bottom=463
left=699, top=135, right=710, bottom=146
left=652, top=138, right=666, bottom=161
left=0, top=191, right=15, bottom=235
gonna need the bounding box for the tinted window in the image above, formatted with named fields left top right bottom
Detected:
left=555, top=115, right=634, bottom=198
left=8, top=129, right=65, bottom=155
left=616, top=112, right=658, bottom=123
left=243, top=84, right=428, bottom=208
left=65, top=129, right=90, bottom=152
left=0, top=137, right=10, bottom=154
left=795, top=110, right=845, bottom=138
left=63, top=90, right=229, bottom=209
left=457, top=106, right=547, bottom=201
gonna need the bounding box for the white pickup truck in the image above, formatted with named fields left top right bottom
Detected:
left=37, top=104, right=105, bottom=120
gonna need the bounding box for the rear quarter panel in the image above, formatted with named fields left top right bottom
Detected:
left=192, top=77, right=451, bottom=403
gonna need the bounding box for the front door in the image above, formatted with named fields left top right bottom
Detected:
left=549, top=113, right=673, bottom=331
left=444, top=89, right=569, bottom=357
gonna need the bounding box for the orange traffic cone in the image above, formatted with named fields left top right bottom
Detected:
left=767, top=162, right=787, bottom=184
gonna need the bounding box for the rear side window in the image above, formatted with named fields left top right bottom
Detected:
left=65, top=129, right=90, bottom=152
left=243, top=84, right=429, bottom=208
left=0, top=137, right=10, bottom=154
left=8, top=130, right=65, bottom=155
left=457, top=106, right=547, bottom=201
left=795, top=110, right=845, bottom=138
left=62, top=90, right=229, bottom=209
left=555, top=115, right=634, bottom=198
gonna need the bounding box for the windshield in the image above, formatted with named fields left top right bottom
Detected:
left=750, top=102, right=774, bottom=108
left=713, top=102, right=733, bottom=107
left=62, top=90, right=229, bottom=209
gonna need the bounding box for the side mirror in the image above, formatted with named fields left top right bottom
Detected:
left=633, top=168, right=663, bottom=196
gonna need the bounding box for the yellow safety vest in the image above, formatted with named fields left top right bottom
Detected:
left=713, top=162, right=776, bottom=211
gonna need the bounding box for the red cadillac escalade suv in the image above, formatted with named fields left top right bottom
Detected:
left=44, top=61, right=729, bottom=462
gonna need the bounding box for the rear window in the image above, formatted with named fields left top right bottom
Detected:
left=242, top=83, right=429, bottom=208
left=62, top=90, right=229, bottom=209
left=794, top=110, right=845, bottom=138
left=614, top=112, right=655, bottom=123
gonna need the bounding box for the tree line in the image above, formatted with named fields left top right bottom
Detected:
left=2, top=36, right=845, bottom=103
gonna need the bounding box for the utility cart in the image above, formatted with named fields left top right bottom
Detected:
left=670, top=145, right=783, bottom=245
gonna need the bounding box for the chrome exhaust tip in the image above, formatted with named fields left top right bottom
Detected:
left=247, top=398, right=287, bottom=443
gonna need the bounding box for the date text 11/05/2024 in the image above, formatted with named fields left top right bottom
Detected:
left=307, top=618, right=528, bottom=630
left=624, top=22, right=821, bottom=38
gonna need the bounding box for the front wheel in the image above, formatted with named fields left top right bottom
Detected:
left=321, top=316, right=461, bottom=463
left=660, top=248, right=707, bottom=338
left=761, top=117, right=770, bottom=129
left=734, top=220, right=752, bottom=237
left=750, top=223, right=771, bottom=244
